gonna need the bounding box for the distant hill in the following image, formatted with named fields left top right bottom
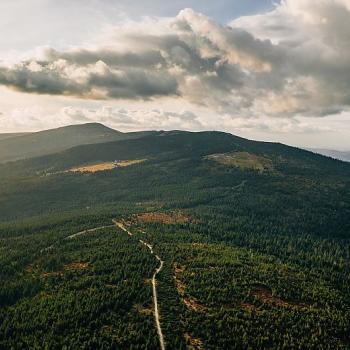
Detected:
left=0, top=123, right=157, bottom=163
left=308, top=148, right=350, bottom=162
left=17, top=130, right=348, bottom=175
left=0, top=133, right=30, bottom=141
left=4, top=129, right=348, bottom=178
left=1, top=129, right=349, bottom=239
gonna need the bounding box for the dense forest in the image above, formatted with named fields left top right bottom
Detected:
left=0, top=128, right=349, bottom=349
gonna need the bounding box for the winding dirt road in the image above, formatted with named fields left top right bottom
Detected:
left=113, top=220, right=166, bottom=350
left=41, top=221, right=166, bottom=349
left=67, top=225, right=114, bottom=239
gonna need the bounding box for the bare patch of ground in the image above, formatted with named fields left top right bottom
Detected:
left=63, top=262, right=89, bottom=271
left=249, top=284, right=309, bottom=309
left=40, top=271, right=63, bottom=278
left=40, top=262, right=89, bottom=278
left=185, top=333, right=205, bottom=350
left=144, top=278, right=152, bottom=285
left=206, top=151, right=273, bottom=172
left=25, top=264, right=35, bottom=274
left=134, top=304, right=153, bottom=316
left=240, top=302, right=259, bottom=312
left=174, top=264, right=186, bottom=295
left=174, top=263, right=207, bottom=313
left=183, top=298, right=207, bottom=312
left=134, top=212, right=191, bottom=225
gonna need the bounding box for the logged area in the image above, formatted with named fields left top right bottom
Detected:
left=0, top=128, right=349, bottom=349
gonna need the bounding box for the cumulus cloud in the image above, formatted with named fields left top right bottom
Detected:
left=0, top=58, right=178, bottom=99
left=0, top=105, right=204, bottom=132
left=1, top=3, right=350, bottom=119
left=231, top=0, right=350, bottom=116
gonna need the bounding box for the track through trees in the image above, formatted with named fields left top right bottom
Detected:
left=113, top=220, right=166, bottom=350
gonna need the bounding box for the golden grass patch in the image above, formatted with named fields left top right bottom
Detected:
left=70, top=162, right=116, bottom=173
left=69, top=159, right=146, bottom=173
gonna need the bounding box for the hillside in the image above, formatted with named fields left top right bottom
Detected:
left=0, top=128, right=349, bottom=349
left=1, top=130, right=349, bottom=236
left=0, top=123, right=157, bottom=163
left=0, top=133, right=29, bottom=141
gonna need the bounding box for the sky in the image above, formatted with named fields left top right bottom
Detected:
left=0, top=0, right=350, bottom=150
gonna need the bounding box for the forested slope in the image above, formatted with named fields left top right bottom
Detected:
left=0, top=129, right=349, bottom=349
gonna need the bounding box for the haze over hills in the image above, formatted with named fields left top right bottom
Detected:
left=0, top=123, right=158, bottom=164
left=308, top=148, right=350, bottom=162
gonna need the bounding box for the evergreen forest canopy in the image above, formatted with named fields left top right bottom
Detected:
left=0, top=123, right=349, bottom=349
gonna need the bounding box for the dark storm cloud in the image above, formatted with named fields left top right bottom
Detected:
left=0, top=64, right=83, bottom=95
left=0, top=60, right=178, bottom=100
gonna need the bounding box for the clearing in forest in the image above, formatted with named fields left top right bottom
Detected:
left=69, top=159, right=146, bottom=173
left=134, top=212, right=190, bottom=225
left=206, top=151, right=273, bottom=171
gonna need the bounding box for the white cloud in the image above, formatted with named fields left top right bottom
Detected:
left=0, top=8, right=289, bottom=115
left=2, top=3, right=350, bottom=121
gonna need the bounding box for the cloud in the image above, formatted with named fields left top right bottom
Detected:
left=231, top=0, right=350, bottom=116
left=0, top=58, right=178, bottom=100
left=58, top=106, right=204, bottom=131
left=1, top=3, right=350, bottom=119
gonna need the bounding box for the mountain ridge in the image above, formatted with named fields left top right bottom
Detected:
left=0, top=123, right=158, bottom=163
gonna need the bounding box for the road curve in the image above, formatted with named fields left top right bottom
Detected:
left=41, top=221, right=166, bottom=349
left=113, top=220, right=166, bottom=350
left=40, top=224, right=113, bottom=253
left=67, top=225, right=114, bottom=239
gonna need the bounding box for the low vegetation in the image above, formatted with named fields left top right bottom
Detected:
left=206, top=151, right=274, bottom=172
